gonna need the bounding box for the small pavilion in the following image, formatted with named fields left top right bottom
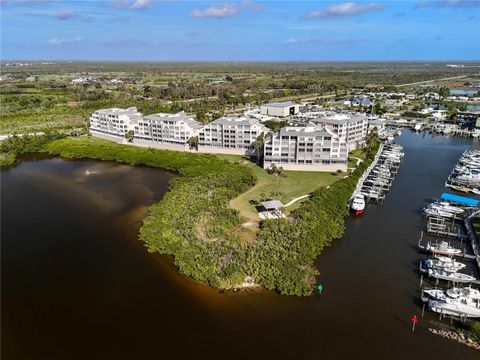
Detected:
left=259, top=200, right=286, bottom=219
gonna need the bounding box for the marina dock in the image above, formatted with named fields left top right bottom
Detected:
left=351, top=141, right=403, bottom=205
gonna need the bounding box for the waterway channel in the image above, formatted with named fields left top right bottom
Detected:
left=2, top=131, right=479, bottom=359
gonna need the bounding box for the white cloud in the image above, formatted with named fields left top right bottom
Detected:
left=110, top=0, right=130, bottom=8
left=48, top=37, right=85, bottom=46
left=131, top=0, right=152, bottom=9
left=56, top=8, right=75, bottom=20
left=110, top=0, right=152, bottom=9
left=2, top=0, right=61, bottom=3
left=304, top=2, right=384, bottom=20
left=415, top=0, right=480, bottom=8
left=284, top=37, right=368, bottom=45
left=190, top=3, right=239, bottom=18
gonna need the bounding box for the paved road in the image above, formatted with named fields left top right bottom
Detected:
left=395, top=75, right=470, bottom=87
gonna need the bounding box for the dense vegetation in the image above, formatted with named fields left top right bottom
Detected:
left=44, top=134, right=379, bottom=296
left=0, top=131, right=67, bottom=166
left=471, top=321, right=480, bottom=343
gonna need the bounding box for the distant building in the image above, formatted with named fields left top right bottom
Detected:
left=89, top=107, right=142, bottom=138
left=351, top=97, right=373, bottom=107
left=109, top=79, right=124, bottom=85
left=260, top=102, right=299, bottom=117
left=368, top=118, right=387, bottom=132
left=71, top=76, right=96, bottom=85
left=198, top=116, right=269, bottom=155
left=310, top=113, right=368, bottom=150
left=456, top=111, right=480, bottom=130
left=263, top=126, right=348, bottom=172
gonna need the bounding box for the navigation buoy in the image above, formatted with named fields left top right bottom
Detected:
left=411, top=315, right=418, bottom=331
left=317, top=284, right=323, bottom=295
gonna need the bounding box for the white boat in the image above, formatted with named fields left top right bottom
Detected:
left=426, top=241, right=462, bottom=256
left=414, top=123, right=423, bottom=132
left=424, top=202, right=465, bottom=217
left=427, top=299, right=480, bottom=318
left=424, top=208, right=456, bottom=219
left=350, top=194, right=366, bottom=215
left=427, top=268, right=476, bottom=283
left=424, top=256, right=466, bottom=273
left=424, top=287, right=480, bottom=301
left=435, top=202, right=466, bottom=214
left=429, top=204, right=464, bottom=216
left=423, top=287, right=480, bottom=318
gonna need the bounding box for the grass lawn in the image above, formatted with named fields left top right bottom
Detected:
left=218, top=154, right=340, bottom=221
left=349, top=148, right=367, bottom=160
left=347, top=147, right=367, bottom=172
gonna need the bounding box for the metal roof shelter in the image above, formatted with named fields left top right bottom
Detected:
left=260, top=200, right=284, bottom=210
left=440, top=193, right=479, bottom=207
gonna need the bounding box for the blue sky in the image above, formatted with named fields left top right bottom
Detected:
left=1, top=0, right=479, bottom=61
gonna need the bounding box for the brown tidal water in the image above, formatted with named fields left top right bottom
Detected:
left=2, top=131, right=480, bottom=360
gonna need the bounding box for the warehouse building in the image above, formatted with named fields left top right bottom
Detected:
left=260, top=102, right=300, bottom=117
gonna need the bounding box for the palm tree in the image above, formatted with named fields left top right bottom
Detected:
left=254, top=132, right=265, bottom=163
left=125, top=130, right=134, bottom=143
left=187, top=136, right=199, bottom=151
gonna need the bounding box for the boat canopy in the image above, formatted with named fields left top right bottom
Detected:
left=440, top=192, right=479, bottom=207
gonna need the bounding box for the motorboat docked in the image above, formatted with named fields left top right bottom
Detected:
left=427, top=268, right=476, bottom=283
left=423, top=287, right=480, bottom=301
left=446, top=149, right=480, bottom=193
left=434, top=201, right=466, bottom=213
left=350, top=194, right=366, bottom=215
left=426, top=241, right=462, bottom=256
left=423, top=207, right=456, bottom=219
left=427, top=299, right=480, bottom=318
left=422, top=287, right=480, bottom=318
left=423, top=256, right=466, bottom=273
left=357, top=142, right=404, bottom=204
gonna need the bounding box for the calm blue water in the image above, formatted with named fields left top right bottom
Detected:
left=467, top=104, right=480, bottom=111
left=2, top=134, right=480, bottom=360
left=450, top=89, right=478, bottom=96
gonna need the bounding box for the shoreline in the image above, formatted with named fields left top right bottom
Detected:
left=9, top=134, right=380, bottom=296
left=429, top=328, right=480, bottom=351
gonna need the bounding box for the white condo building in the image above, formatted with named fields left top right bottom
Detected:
left=263, top=126, right=348, bottom=172
left=311, top=114, right=368, bottom=150
left=198, top=117, right=270, bottom=155
left=139, top=111, right=203, bottom=146
left=89, top=107, right=142, bottom=137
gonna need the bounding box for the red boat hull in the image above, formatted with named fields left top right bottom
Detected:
left=429, top=249, right=461, bottom=256
left=353, top=209, right=364, bottom=215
